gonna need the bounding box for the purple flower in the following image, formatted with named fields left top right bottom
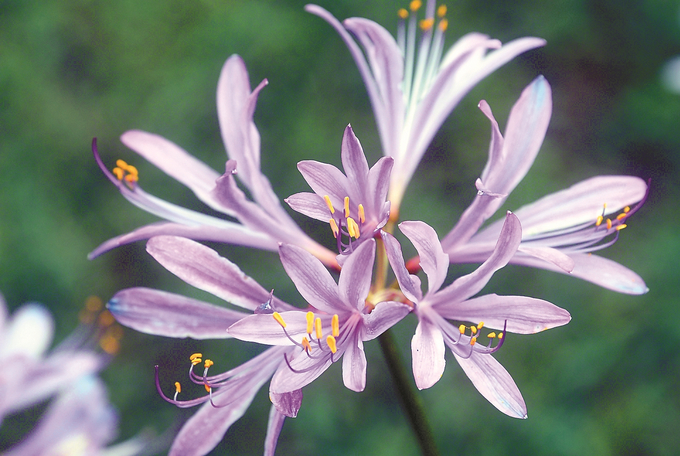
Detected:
left=229, top=239, right=411, bottom=394
left=90, top=55, right=338, bottom=268
left=382, top=214, right=571, bottom=418
left=285, top=124, right=393, bottom=256
left=107, top=236, right=303, bottom=456
left=305, top=1, right=546, bottom=212
left=438, top=76, right=649, bottom=294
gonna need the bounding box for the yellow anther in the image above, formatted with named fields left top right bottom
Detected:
left=347, top=217, right=360, bottom=239
left=190, top=353, right=203, bottom=361
left=273, top=312, right=287, bottom=328
left=606, top=218, right=612, bottom=230
left=358, top=204, right=365, bottom=224
left=324, top=195, right=335, bottom=214
left=437, top=5, right=447, bottom=17
left=624, top=206, right=630, bottom=213
left=191, top=358, right=202, bottom=366
left=398, top=8, right=409, bottom=19
left=470, top=325, right=477, bottom=334
left=498, top=332, right=504, bottom=339
left=125, top=164, right=138, bottom=177
left=616, top=224, right=627, bottom=231
left=331, top=314, right=340, bottom=338
left=616, top=212, right=628, bottom=220
left=603, top=203, right=608, bottom=210
left=112, top=167, right=124, bottom=180
left=125, top=174, right=138, bottom=184
left=410, top=0, right=422, bottom=12
left=116, top=159, right=129, bottom=169
left=306, top=311, right=315, bottom=334
left=470, top=336, right=477, bottom=346
left=98, top=311, right=115, bottom=327
left=174, top=382, right=181, bottom=393
left=344, top=196, right=350, bottom=218
left=596, top=215, right=604, bottom=227
left=302, top=337, right=312, bottom=353
left=459, top=324, right=466, bottom=334
left=487, top=332, right=497, bottom=338
left=477, top=322, right=485, bottom=330
left=438, top=18, right=448, bottom=31
left=326, top=335, right=338, bottom=353
left=419, top=18, right=435, bottom=31
left=315, top=317, right=323, bottom=340
left=329, top=219, right=340, bottom=238
left=204, top=359, right=214, bottom=369
left=204, top=384, right=211, bottom=392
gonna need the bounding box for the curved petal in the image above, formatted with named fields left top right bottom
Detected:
left=363, top=301, right=412, bottom=341
left=108, top=287, right=247, bottom=339
left=411, top=316, right=446, bottom=390
left=381, top=231, right=422, bottom=303
left=284, top=193, right=330, bottom=222
left=342, top=333, right=366, bottom=392
left=296, top=160, right=350, bottom=207
left=264, top=405, right=287, bottom=456
left=146, top=236, right=280, bottom=311
left=338, top=239, right=375, bottom=311
left=341, top=125, right=370, bottom=197
left=435, top=293, right=571, bottom=334
left=399, top=221, right=450, bottom=293
left=454, top=352, right=527, bottom=419
left=228, top=312, right=315, bottom=345
left=270, top=350, right=333, bottom=394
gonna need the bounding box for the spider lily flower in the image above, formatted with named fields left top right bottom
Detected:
left=228, top=239, right=412, bottom=395
left=382, top=214, right=571, bottom=418
left=285, top=124, right=393, bottom=256
left=305, top=1, right=546, bottom=213
left=107, top=236, right=305, bottom=456
left=0, top=295, right=102, bottom=425
left=438, top=76, right=648, bottom=294
left=89, top=55, right=337, bottom=268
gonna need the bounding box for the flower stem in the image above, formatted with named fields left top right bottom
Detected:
left=378, top=329, right=440, bottom=456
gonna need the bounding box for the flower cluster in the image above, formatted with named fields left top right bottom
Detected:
left=94, top=1, right=648, bottom=455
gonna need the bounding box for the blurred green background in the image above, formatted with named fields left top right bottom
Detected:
left=1, top=0, right=679, bottom=454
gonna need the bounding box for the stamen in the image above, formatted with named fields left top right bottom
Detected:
left=438, top=18, right=448, bottom=32
left=616, top=224, right=627, bottom=231
left=398, top=8, right=409, bottom=19
left=306, top=311, right=315, bottom=334
left=344, top=196, right=350, bottom=218
left=315, top=317, right=323, bottom=340
left=606, top=218, right=612, bottom=230
left=112, top=167, right=124, bottom=180
left=477, top=322, right=485, bottom=330
left=358, top=204, right=365, bottom=224
left=437, top=5, right=447, bottom=16
left=204, top=359, right=214, bottom=369
left=470, top=325, right=477, bottom=335
left=324, top=195, right=335, bottom=214
left=596, top=215, right=604, bottom=227
left=410, top=0, right=422, bottom=11
left=329, top=219, right=340, bottom=238
left=326, top=335, right=337, bottom=353
left=419, top=18, right=434, bottom=31
left=624, top=206, right=630, bottom=213
left=470, top=336, right=477, bottom=346
left=272, top=312, right=287, bottom=328
left=347, top=217, right=360, bottom=239
left=487, top=332, right=497, bottom=338
left=616, top=212, right=628, bottom=220
left=190, top=353, right=203, bottom=366
left=459, top=324, right=466, bottom=334
left=302, top=337, right=312, bottom=353
left=174, top=382, right=181, bottom=401
left=331, top=314, right=340, bottom=338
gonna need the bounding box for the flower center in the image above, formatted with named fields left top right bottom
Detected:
left=112, top=159, right=138, bottom=190
left=436, top=315, right=507, bottom=359
left=324, top=195, right=366, bottom=253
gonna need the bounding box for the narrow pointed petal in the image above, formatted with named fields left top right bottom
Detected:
left=363, top=301, right=412, bottom=341
left=342, top=334, right=367, bottom=392
left=228, top=312, right=313, bottom=345
left=341, top=125, right=370, bottom=195
left=269, top=389, right=303, bottom=418
left=284, top=193, right=330, bottom=222
left=88, top=221, right=277, bottom=260
left=108, top=287, right=247, bottom=339
left=411, top=317, right=446, bottom=390
left=296, top=160, right=350, bottom=206
left=146, top=236, right=281, bottom=311
left=435, top=213, right=521, bottom=304
left=120, top=130, right=223, bottom=211
left=264, top=405, right=287, bottom=456
left=279, top=243, right=348, bottom=314
left=399, top=221, right=450, bottom=293
left=338, top=239, right=375, bottom=311
left=454, top=352, right=527, bottom=419
left=366, top=156, right=394, bottom=220
left=270, top=351, right=333, bottom=394
left=381, top=231, right=423, bottom=303
left=518, top=245, right=575, bottom=272
left=436, top=293, right=571, bottom=334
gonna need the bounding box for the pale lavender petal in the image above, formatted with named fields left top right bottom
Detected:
left=366, top=156, right=394, bottom=219
left=146, top=236, right=279, bottom=311
left=270, top=350, right=333, bottom=394
left=434, top=212, right=521, bottom=304
left=342, top=333, right=366, bottom=392
left=264, top=405, right=287, bottom=456
left=454, top=352, right=527, bottom=419
left=1, top=304, right=53, bottom=359
left=120, top=130, right=224, bottom=211
left=269, top=389, right=302, bottom=418
left=88, top=221, right=277, bottom=260
left=518, top=245, right=575, bottom=272
left=338, top=239, right=375, bottom=311
left=341, top=125, right=370, bottom=196
left=296, top=160, right=350, bottom=206
left=362, top=301, right=412, bottom=341
left=279, top=243, right=348, bottom=314
left=381, top=231, right=422, bottom=303
left=411, top=316, right=446, bottom=390
left=284, top=192, right=330, bottom=222
left=228, top=312, right=313, bottom=345
left=436, top=294, right=571, bottom=334
left=108, top=287, right=247, bottom=339
left=399, top=221, right=450, bottom=293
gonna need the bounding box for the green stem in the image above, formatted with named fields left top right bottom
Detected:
left=378, top=329, right=440, bottom=456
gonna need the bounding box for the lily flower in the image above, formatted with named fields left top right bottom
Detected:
left=285, top=124, right=393, bottom=256
left=438, top=76, right=649, bottom=294
left=305, top=1, right=546, bottom=213
left=90, top=55, right=337, bottom=268
left=107, top=236, right=303, bottom=456
left=382, top=214, right=571, bottom=418
left=0, top=295, right=102, bottom=425
left=229, top=239, right=411, bottom=395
